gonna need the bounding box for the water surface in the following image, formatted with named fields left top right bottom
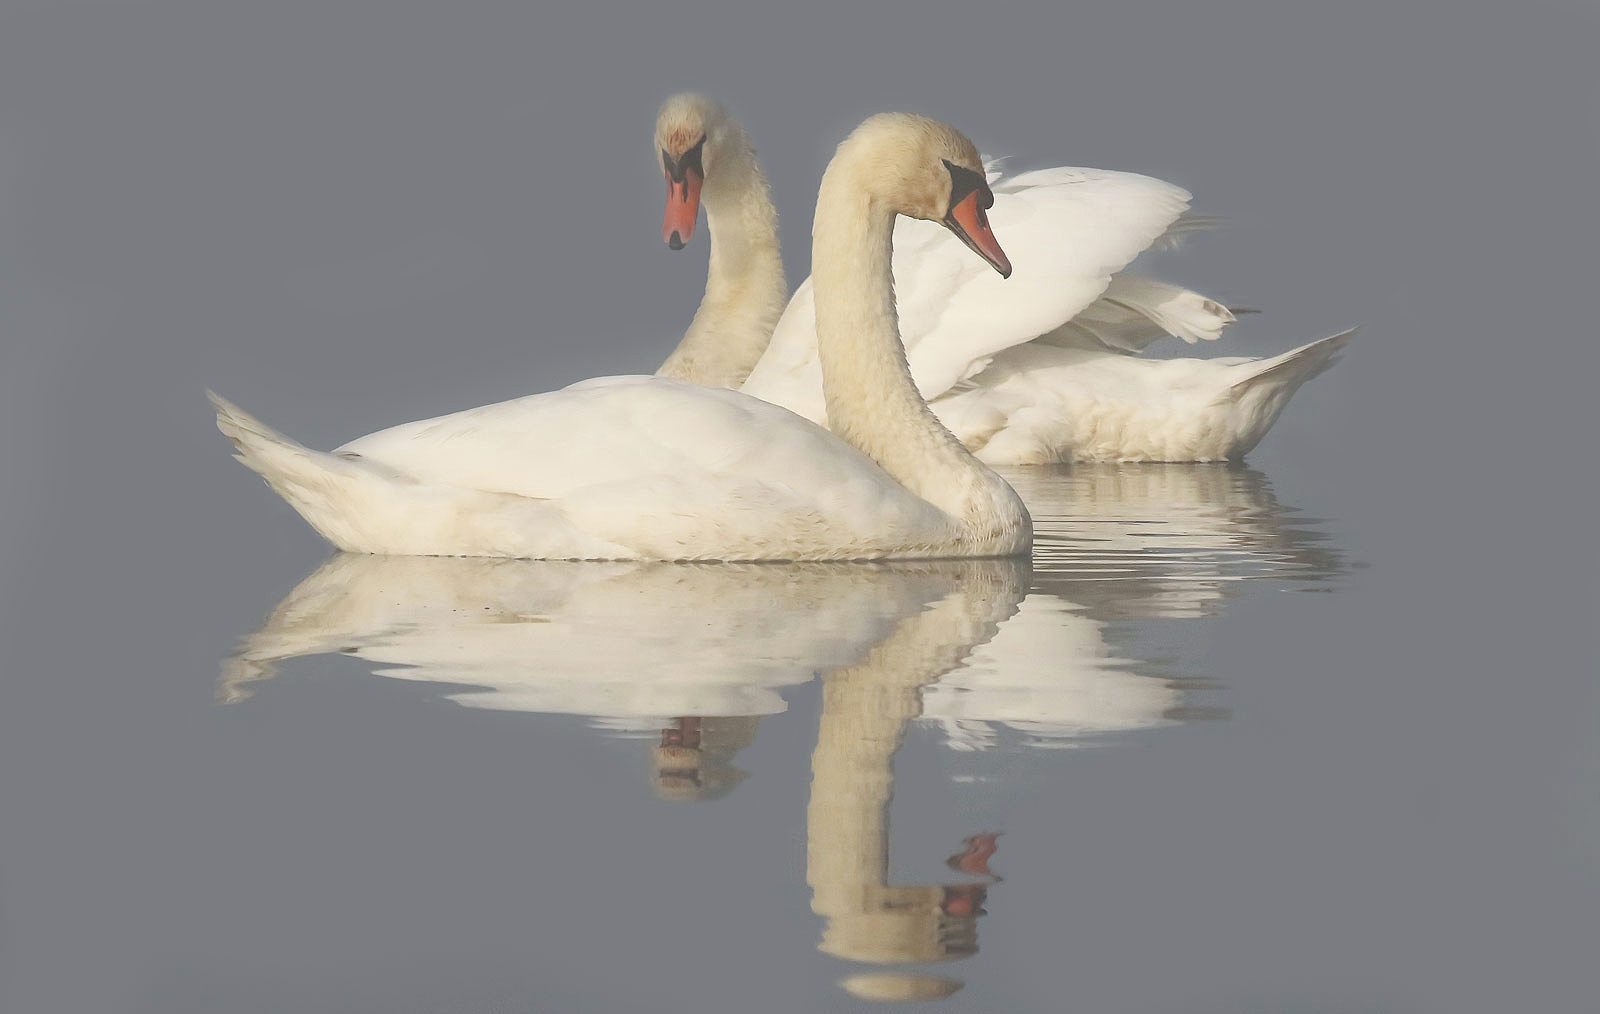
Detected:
left=202, top=465, right=1348, bottom=1008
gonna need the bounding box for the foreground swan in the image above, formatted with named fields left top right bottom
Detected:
left=655, top=93, right=1354, bottom=463
left=212, top=113, right=1029, bottom=559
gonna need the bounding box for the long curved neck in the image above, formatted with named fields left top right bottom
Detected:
left=655, top=132, right=787, bottom=388
left=810, top=169, right=1026, bottom=540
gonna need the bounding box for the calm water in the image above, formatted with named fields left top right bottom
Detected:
left=43, top=466, right=1361, bottom=1010
left=8, top=440, right=1595, bottom=1013
left=223, top=465, right=1339, bottom=1007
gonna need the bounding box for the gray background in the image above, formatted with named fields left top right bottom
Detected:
left=1, top=2, right=1597, bottom=1012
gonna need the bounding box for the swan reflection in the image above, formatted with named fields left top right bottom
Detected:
left=223, top=556, right=978, bottom=709
left=919, top=464, right=1341, bottom=751
left=220, top=462, right=1343, bottom=1002
left=804, top=565, right=1019, bottom=998
left=1014, top=462, right=1341, bottom=618
left=801, top=466, right=1341, bottom=997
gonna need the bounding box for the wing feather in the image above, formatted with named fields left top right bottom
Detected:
left=739, top=166, right=1196, bottom=419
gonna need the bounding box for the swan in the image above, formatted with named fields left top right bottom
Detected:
left=653, top=93, right=1355, bottom=463
left=653, top=94, right=788, bottom=387
left=212, top=113, right=1030, bottom=560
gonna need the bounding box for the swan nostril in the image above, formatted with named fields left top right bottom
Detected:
left=668, top=231, right=685, bottom=250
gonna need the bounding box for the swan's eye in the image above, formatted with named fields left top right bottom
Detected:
left=941, top=158, right=988, bottom=215
left=663, top=134, right=708, bottom=182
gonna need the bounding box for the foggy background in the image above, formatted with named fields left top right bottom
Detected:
left=0, top=3, right=1595, bottom=1012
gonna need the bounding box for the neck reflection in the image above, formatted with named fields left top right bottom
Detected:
left=805, top=561, right=1023, bottom=998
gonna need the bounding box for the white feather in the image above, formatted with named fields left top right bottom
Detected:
left=736, top=163, right=1351, bottom=463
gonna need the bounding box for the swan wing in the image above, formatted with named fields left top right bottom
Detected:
left=741, top=167, right=1193, bottom=421
left=897, top=167, right=1192, bottom=396
left=334, top=376, right=896, bottom=502
left=1037, top=274, right=1237, bottom=354
left=325, top=376, right=953, bottom=557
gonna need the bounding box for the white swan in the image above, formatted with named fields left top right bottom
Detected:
left=654, top=94, right=789, bottom=387
left=212, top=113, right=1030, bottom=560
left=654, top=94, right=1354, bottom=463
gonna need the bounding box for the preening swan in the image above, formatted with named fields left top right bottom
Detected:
left=655, top=93, right=1354, bottom=463
left=212, top=113, right=1030, bottom=560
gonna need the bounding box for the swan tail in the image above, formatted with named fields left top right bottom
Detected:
left=208, top=391, right=403, bottom=550
left=1210, top=328, right=1357, bottom=459
left=1226, top=327, right=1358, bottom=395
left=209, top=392, right=618, bottom=559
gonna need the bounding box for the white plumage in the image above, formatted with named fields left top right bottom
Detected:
left=739, top=167, right=1352, bottom=462
left=213, top=114, right=1030, bottom=560
left=657, top=95, right=1354, bottom=463
left=211, top=381, right=952, bottom=559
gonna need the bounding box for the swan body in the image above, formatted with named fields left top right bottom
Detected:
left=933, top=329, right=1355, bottom=463
left=656, top=95, right=1353, bottom=463
left=214, top=113, right=1030, bottom=560
left=214, top=379, right=967, bottom=560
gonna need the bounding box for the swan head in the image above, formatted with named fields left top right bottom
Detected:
left=831, top=113, right=1011, bottom=277
left=655, top=92, right=744, bottom=250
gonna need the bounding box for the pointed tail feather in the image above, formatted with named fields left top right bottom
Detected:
left=208, top=392, right=608, bottom=558
left=209, top=390, right=374, bottom=501
left=208, top=391, right=415, bottom=551
left=1226, top=327, right=1358, bottom=394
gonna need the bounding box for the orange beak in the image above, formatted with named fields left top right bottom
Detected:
left=944, top=190, right=1011, bottom=278
left=662, top=167, right=703, bottom=249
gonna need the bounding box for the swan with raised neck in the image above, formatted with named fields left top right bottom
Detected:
left=808, top=113, right=1023, bottom=537
left=652, top=93, right=787, bottom=388
left=210, top=112, right=1030, bottom=560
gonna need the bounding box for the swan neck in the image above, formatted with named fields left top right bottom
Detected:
left=810, top=173, right=1021, bottom=535
left=655, top=133, right=786, bottom=388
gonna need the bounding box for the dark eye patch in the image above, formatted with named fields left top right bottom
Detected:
left=941, top=158, right=994, bottom=213
left=663, top=134, right=707, bottom=183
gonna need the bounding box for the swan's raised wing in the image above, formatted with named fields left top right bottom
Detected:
left=741, top=167, right=1194, bottom=421
left=1036, top=274, right=1237, bottom=354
